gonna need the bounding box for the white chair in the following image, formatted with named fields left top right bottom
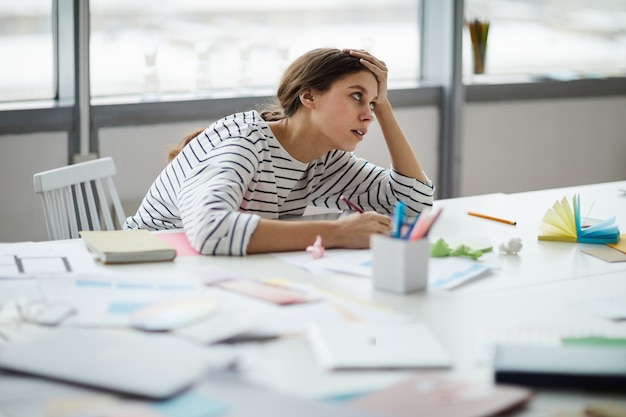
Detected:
left=33, top=157, right=126, bottom=240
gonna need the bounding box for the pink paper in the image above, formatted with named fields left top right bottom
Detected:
left=154, top=232, right=200, bottom=256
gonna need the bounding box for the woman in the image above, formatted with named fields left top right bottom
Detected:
left=124, top=48, right=434, bottom=255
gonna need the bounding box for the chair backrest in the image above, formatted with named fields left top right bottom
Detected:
left=33, top=157, right=126, bottom=240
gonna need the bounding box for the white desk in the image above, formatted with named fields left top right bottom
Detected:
left=1, top=181, right=625, bottom=416
left=431, top=182, right=626, bottom=292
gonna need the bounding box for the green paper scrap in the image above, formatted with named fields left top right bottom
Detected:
left=450, top=244, right=482, bottom=260
left=429, top=238, right=490, bottom=260
left=456, top=241, right=493, bottom=253
left=562, top=336, right=626, bottom=348
left=430, top=238, right=452, bottom=257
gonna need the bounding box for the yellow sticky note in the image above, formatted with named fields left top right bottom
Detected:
left=607, top=234, right=626, bottom=254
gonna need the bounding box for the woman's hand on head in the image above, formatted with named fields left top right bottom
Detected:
left=334, top=211, right=392, bottom=249
left=344, top=49, right=389, bottom=105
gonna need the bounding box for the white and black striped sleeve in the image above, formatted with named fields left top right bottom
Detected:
left=177, top=139, right=262, bottom=256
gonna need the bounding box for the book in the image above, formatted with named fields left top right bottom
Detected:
left=79, top=230, right=177, bottom=264
left=537, top=194, right=620, bottom=244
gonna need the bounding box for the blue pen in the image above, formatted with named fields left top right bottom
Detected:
left=392, top=201, right=406, bottom=238
left=403, top=213, right=421, bottom=240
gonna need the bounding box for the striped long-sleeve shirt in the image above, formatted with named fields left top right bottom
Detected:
left=124, top=110, right=434, bottom=255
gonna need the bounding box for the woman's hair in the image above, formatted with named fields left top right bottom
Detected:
left=167, top=128, right=205, bottom=162
left=260, top=48, right=365, bottom=121
left=168, top=48, right=365, bottom=161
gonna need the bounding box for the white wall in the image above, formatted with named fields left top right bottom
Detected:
left=0, top=132, right=68, bottom=242
left=98, top=121, right=204, bottom=212
left=2, top=96, right=625, bottom=243
left=461, top=96, right=626, bottom=195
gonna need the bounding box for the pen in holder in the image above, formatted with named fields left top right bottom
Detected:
left=371, top=234, right=429, bottom=294
left=467, top=18, right=490, bottom=75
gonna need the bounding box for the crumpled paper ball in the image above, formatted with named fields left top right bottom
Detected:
left=499, top=237, right=523, bottom=255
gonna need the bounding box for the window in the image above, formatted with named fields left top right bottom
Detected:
left=0, top=2, right=53, bottom=102
left=2, top=1, right=623, bottom=109
left=464, top=0, right=626, bottom=79
left=89, top=0, right=421, bottom=101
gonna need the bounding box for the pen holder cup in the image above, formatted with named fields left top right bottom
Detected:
left=371, top=235, right=429, bottom=294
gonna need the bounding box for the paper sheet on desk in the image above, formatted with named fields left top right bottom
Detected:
left=0, top=240, right=102, bottom=279
left=238, top=300, right=410, bottom=339
left=205, top=278, right=412, bottom=338
left=275, top=249, right=374, bottom=277
left=274, top=240, right=499, bottom=290
left=38, top=277, right=207, bottom=327
left=35, top=276, right=263, bottom=344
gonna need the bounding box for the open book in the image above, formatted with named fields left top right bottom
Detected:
left=80, top=230, right=177, bottom=264
left=538, top=194, right=620, bottom=244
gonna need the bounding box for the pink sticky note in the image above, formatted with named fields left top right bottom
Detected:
left=154, top=232, right=200, bottom=256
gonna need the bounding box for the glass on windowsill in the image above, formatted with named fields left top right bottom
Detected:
left=142, top=44, right=160, bottom=100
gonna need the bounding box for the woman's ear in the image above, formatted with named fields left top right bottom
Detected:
left=299, top=89, right=316, bottom=109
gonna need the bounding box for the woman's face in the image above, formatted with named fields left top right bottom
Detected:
left=311, top=70, right=378, bottom=152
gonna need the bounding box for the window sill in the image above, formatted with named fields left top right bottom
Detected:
left=0, top=100, right=74, bottom=135
left=1, top=76, right=625, bottom=134
left=465, top=74, right=626, bottom=103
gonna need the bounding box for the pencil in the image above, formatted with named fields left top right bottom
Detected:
left=467, top=211, right=516, bottom=226
left=340, top=195, right=364, bottom=213
left=466, top=18, right=489, bottom=74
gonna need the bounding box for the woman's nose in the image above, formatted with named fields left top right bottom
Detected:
left=360, top=107, right=374, bottom=122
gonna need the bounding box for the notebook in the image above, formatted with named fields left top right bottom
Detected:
left=494, top=344, right=626, bottom=392
left=80, top=230, right=177, bottom=264
left=0, top=327, right=210, bottom=398
left=307, top=322, right=451, bottom=370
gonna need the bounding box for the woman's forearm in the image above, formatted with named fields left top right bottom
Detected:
left=246, top=212, right=392, bottom=254
left=246, top=219, right=339, bottom=254
left=374, top=101, right=427, bottom=183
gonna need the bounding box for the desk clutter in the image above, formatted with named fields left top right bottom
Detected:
left=1, top=182, right=626, bottom=416
left=0, top=269, right=526, bottom=416
left=0, top=237, right=531, bottom=416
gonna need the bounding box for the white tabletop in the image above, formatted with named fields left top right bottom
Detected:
left=1, top=180, right=625, bottom=416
